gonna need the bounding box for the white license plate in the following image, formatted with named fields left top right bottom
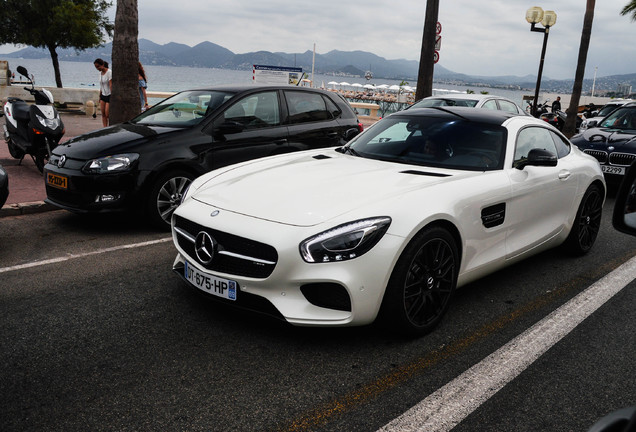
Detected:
left=601, top=165, right=626, bottom=175
left=184, top=260, right=237, bottom=301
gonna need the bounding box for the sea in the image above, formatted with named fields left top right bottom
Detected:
left=3, top=57, right=532, bottom=107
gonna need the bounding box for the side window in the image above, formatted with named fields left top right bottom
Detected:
left=323, top=95, right=341, bottom=119
left=222, top=91, right=280, bottom=129
left=514, top=127, right=558, bottom=168
left=498, top=100, right=520, bottom=114
left=482, top=100, right=498, bottom=110
left=285, top=91, right=330, bottom=124
left=549, top=130, right=571, bottom=158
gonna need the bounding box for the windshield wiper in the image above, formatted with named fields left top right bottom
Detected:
left=338, top=145, right=362, bottom=157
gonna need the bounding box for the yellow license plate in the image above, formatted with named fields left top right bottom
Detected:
left=47, top=173, right=68, bottom=189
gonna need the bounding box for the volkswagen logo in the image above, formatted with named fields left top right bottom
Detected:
left=195, top=231, right=216, bottom=265
left=58, top=154, right=66, bottom=168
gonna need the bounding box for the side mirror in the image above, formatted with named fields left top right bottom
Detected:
left=217, top=120, right=245, bottom=135
left=516, top=148, right=558, bottom=170
left=612, top=161, right=636, bottom=236
left=16, top=65, right=28, bottom=78
left=586, top=120, right=598, bottom=129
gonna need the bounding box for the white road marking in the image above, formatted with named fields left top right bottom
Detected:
left=0, top=237, right=172, bottom=274
left=379, top=254, right=636, bottom=432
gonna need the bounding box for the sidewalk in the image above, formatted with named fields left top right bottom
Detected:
left=0, top=112, right=103, bottom=217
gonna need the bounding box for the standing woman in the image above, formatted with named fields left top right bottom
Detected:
left=138, top=62, right=149, bottom=111
left=94, top=58, right=112, bottom=127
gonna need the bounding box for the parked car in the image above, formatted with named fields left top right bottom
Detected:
left=579, top=99, right=633, bottom=131
left=571, top=102, right=636, bottom=185
left=408, top=93, right=528, bottom=115
left=44, top=86, right=363, bottom=228
left=171, top=107, right=605, bottom=336
left=0, top=163, right=8, bottom=208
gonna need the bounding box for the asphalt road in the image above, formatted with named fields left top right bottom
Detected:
left=0, top=198, right=634, bottom=432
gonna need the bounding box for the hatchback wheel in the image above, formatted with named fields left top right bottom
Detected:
left=381, top=226, right=458, bottom=336
left=146, top=170, right=193, bottom=229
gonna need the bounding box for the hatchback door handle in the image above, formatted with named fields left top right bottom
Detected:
left=273, top=139, right=287, bottom=145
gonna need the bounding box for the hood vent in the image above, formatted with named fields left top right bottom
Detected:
left=313, top=154, right=332, bottom=160
left=400, top=170, right=451, bottom=177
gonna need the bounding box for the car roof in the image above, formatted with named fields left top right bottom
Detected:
left=389, top=106, right=518, bottom=125
left=184, top=85, right=334, bottom=94
left=423, top=93, right=506, bottom=101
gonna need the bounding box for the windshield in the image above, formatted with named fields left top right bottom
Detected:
left=131, top=90, right=236, bottom=127
left=411, top=98, right=479, bottom=108
left=598, top=106, right=636, bottom=131
left=347, top=115, right=507, bottom=171
left=597, top=104, right=623, bottom=118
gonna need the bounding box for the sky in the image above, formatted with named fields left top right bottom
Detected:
left=1, top=0, right=635, bottom=80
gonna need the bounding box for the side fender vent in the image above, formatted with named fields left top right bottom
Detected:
left=481, top=203, right=506, bottom=228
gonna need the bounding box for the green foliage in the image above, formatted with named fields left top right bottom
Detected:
left=480, top=91, right=489, bottom=95
left=466, top=89, right=475, bottom=94
left=0, top=0, right=113, bottom=51
left=621, top=0, right=636, bottom=21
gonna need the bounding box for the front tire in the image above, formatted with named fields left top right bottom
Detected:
left=7, top=138, right=25, bottom=159
left=381, top=226, right=459, bottom=336
left=563, top=184, right=603, bottom=255
left=146, top=170, right=194, bottom=230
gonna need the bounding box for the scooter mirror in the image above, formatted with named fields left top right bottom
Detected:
left=17, top=66, right=28, bottom=77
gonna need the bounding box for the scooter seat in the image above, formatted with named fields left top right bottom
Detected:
left=10, top=101, right=30, bottom=121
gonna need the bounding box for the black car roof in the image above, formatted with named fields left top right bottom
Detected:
left=185, top=85, right=334, bottom=94
left=390, top=106, right=518, bottom=126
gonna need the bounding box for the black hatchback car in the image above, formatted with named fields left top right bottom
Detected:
left=571, top=102, right=636, bottom=185
left=44, top=85, right=362, bottom=228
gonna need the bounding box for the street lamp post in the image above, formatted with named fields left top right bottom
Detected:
left=526, top=6, right=557, bottom=117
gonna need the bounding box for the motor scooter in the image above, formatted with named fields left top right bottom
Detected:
left=2, top=66, right=65, bottom=172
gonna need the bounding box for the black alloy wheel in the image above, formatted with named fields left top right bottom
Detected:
left=563, top=184, right=603, bottom=256
left=147, top=170, right=194, bottom=229
left=382, top=226, right=458, bottom=336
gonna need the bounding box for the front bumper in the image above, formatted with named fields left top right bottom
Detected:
left=171, top=203, right=404, bottom=327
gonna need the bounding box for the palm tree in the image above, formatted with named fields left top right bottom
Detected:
left=563, top=0, right=595, bottom=137
left=621, top=0, right=636, bottom=21
left=110, top=0, right=140, bottom=124
left=415, top=0, right=439, bottom=101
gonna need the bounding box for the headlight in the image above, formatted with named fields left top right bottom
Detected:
left=36, top=114, right=61, bottom=130
left=300, top=217, right=391, bottom=263
left=82, top=153, right=139, bottom=174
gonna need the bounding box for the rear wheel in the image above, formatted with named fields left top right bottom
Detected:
left=563, top=184, right=603, bottom=255
left=146, top=170, right=194, bottom=230
left=381, top=226, right=459, bottom=336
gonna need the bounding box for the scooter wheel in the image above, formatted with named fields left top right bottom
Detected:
left=7, top=138, right=25, bottom=159
left=33, top=150, right=48, bottom=173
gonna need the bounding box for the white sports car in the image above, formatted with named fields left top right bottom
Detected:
left=171, top=107, right=605, bottom=335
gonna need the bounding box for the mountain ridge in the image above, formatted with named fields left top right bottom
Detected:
left=2, top=39, right=635, bottom=93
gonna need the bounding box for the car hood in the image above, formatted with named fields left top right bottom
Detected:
left=190, top=149, right=473, bottom=226
left=574, top=127, right=636, bottom=149
left=53, top=122, right=182, bottom=159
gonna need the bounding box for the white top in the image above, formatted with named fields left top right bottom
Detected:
left=99, top=69, right=112, bottom=96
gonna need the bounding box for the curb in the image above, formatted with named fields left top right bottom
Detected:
left=0, top=201, right=57, bottom=218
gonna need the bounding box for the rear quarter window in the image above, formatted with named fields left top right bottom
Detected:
left=285, top=91, right=331, bottom=124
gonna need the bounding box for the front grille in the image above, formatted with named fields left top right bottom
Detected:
left=583, top=149, right=607, bottom=163
left=174, top=215, right=278, bottom=278
left=609, top=152, right=636, bottom=167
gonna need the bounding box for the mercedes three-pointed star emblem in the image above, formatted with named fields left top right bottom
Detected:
left=195, top=231, right=216, bottom=265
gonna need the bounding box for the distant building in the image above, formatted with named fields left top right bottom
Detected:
left=617, top=83, right=632, bottom=96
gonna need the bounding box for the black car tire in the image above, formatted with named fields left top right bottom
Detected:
left=563, top=183, right=603, bottom=256
left=146, top=170, right=194, bottom=229
left=381, top=226, right=459, bottom=336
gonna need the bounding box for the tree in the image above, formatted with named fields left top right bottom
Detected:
left=621, top=0, right=636, bottom=21
left=563, top=0, right=595, bottom=137
left=415, top=0, right=439, bottom=101
left=0, top=0, right=113, bottom=88
left=109, top=0, right=139, bottom=124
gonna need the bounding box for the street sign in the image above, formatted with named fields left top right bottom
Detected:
left=434, top=51, right=440, bottom=64
left=435, top=35, right=442, bottom=50
left=436, top=22, right=442, bottom=35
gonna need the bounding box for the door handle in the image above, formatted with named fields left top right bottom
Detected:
left=558, top=170, right=571, bottom=180
left=273, top=139, right=288, bottom=145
